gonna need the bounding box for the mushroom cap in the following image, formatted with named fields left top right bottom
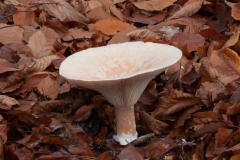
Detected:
left=60, top=42, right=182, bottom=107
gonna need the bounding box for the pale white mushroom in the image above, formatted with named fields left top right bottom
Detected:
left=59, top=41, right=182, bottom=145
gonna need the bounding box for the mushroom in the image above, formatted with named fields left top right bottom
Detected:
left=59, top=42, right=182, bottom=145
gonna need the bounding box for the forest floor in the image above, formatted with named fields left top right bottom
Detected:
left=0, top=0, right=240, bottom=159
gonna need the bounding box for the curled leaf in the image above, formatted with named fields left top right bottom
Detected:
left=139, top=110, right=168, bottom=134
left=168, top=0, right=204, bottom=20
left=40, top=0, right=89, bottom=23
left=0, top=95, right=19, bottom=106
left=127, top=29, right=160, bottom=40
left=133, top=0, right=176, bottom=11
left=33, top=55, right=60, bottom=72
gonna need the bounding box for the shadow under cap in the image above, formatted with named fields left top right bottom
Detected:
left=59, top=42, right=182, bottom=107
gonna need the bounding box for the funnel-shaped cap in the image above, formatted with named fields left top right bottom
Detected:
left=59, top=42, right=182, bottom=107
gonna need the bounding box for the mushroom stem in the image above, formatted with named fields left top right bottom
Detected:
left=113, top=106, right=137, bottom=145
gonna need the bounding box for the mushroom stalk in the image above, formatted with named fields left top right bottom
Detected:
left=113, top=106, right=137, bottom=145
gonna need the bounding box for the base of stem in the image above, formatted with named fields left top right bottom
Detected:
left=113, top=133, right=138, bottom=145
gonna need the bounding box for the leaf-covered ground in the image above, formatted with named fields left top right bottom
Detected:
left=0, top=0, right=240, bottom=159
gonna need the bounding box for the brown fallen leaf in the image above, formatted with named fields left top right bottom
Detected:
left=195, top=81, right=228, bottom=107
left=215, top=128, right=232, bottom=148
left=39, top=135, right=69, bottom=145
left=219, top=143, right=240, bottom=157
left=94, top=126, right=107, bottom=146
left=104, top=105, right=115, bottom=125
left=40, top=26, right=60, bottom=45
left=230, top=86, right=240, bottom=104
left=0, top=95, right=19, bottom=109
left=226, top=2, right=240, bottom=21
left=193, top=140, right=204, bottom=160
left=199, top=57, right=220, bottom=83
left=0, top=59, right=19, bottom=74
left=35, top=152, right=69, bottom=160
left=192, top=121, right=235, bottom=139
left=181, top=65, right=200, bottom=85
left=227, top=98, right=240, bottom=116
left=62, top=28, right=95, bottom=41
left=0, top=122, right=8, bottom=143
left=40, top=0, right=90, bottom=23
left=210, top=48, right=240, bottom=77
left=33, top=55, right=60, bottom=72
left=73, top=105, right=93, bottom=122
left=37, top=75, right=60, bottom=99
left=168, top=0, right=204, bottom=20
left=72, top=0, right=103, bottom=13
left=192, top=111, right=220, bottom=124
left=86, top=7, right=118, bottom=22
left=66, top=135, right=94, bottom=157
left=45, top=19, right=69, bottom=38
left=26, top=72, right=50, bottom=88
left=130, top=133, right=155, bottom=146
left=133, top=0, right=176, bottom=12
left=97, top=0, right=125, bottom=21
left=206, top=3, right=233, bottom=32
left=222, top=25, right=239, bottom=49
left=127, top=29, right=161, bottom=40
left=165, top=55, right=189, bottom=80
left=138, top=81, right=158, bottom=106
left=151, top=89, right=200, bottom=117
left=96, top=151, right=113, bottom=160
left=144, top=138, right=175, bottom=158
left=109, top=5, right=126, bottom=22
left=231, top=154, right=240, bottom=160
left=0, top=24, right=24, bottom=45
left=117, top=145, right=144, bottom=160
left=170, top=33, right=205, bottom=53
left=150, top=17, right=207, bottom=34
left=93, top=19, right=130, bottom=35
left=0, top=62, right=35, bottom=90
left=32, top=100, right=73, bottom=115
left=124, top=1, right=160, bottom=24
left=1, top=81, right=24, bottom=94
left=108, top=25, right=136, bottom=44
left=174, top=105, right=201, bottom=128
left=139, top=110, right=168, bottom=134
left=13, top=7, right=34, bottom=26
left=28, top=30, right=55, bottom=58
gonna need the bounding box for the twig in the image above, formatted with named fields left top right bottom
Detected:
left=0, top=11, right=17, bottom=20
left=0, top=2, right=58, bottom=20
left=0, top=10, right=31, bottom=20
left=0, top=24, right=22, bottom=29
left=28, top=2, right=59, bottom=8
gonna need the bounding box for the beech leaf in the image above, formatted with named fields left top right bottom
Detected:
left=32, top=100, right=73, bottom=115
left=37, top=75, right=60, bottom=99
left=139, top=110, right=168, bottom=134
left=40, top=0, right=90, bottom=23
left=13, top=7, right=34, bottom=26
left=227, top=98, right=240, bottom=116
left=170, top=33, right=205, bottom=53
left=28, top=30, right=55, bottom=58
left=118, top=145, right=144, bottom=160
left=93, top=19, right=130, bottom=35
left=133, top=0, right=176, bottom=11
left=127, top=29, right=161, bottom=40
left=0, top=24, right=24, bottom=45
left=33, top=55, right=60, bottom=72
left=210, top=48, right=240, bottom=77
left=168, top=0, right=204, bottom=20
left=151, top=89, right=200, bottom=117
